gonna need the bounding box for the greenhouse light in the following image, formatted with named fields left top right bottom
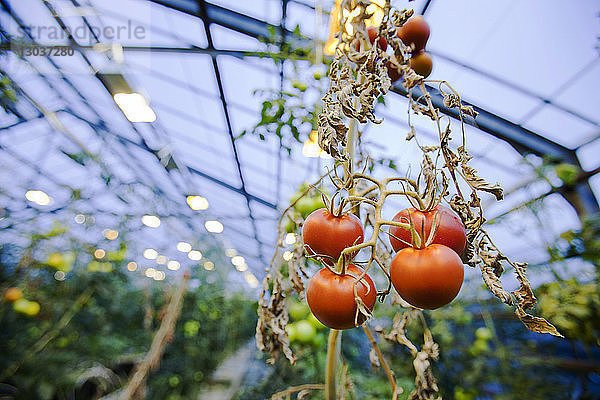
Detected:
left=188, top=250, right=202, bottom=261
left=113, top=93, right=156, bottom=123
left=143, top=248, right=158, bottom=260
left=54, top=271, right=66, bottom=281
left=186, top=195, right=209, bottom=210
left=167, top=260, right=180, bottom=271
left=205, top=220, right=223, bottom=233
left=127, top=261, right=138, bottom=271
left=285, top=233, right=297, bottom=245
left=153, top=271, right=166, bottom=281
left=302, top=131, right=331, bottom=159
left=145, top=267, right=156, bottom=278
left=156, top=255, right=167, bottom=265
left=231, top=255, right=245, bottom=267
left=283, top=251, right=293, bottom=261
left=177, top=242, right=192, bottom=252
left=203, top=261, right=215, bottom=271
left=94, top=249, right=106, bottom=259
left=225, top=248, right=237, bottom=257
left=74, top=214, right=85, bottom=224
left=141, top=214, right=161, bottom=228
left=102, top=229, right=119, bottom=240
left=244, top=272, right=259, bottom=288
left=25, top=190, right=52, bottom=206
left=236, top=263, right=248, bottom=272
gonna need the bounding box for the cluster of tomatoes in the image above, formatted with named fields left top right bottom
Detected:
left=355, top=15, right=433, bottom=81
left=301, top=204, right=466, bottom=331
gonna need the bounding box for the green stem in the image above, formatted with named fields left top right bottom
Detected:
left=325, top=329, right=341, bottom=400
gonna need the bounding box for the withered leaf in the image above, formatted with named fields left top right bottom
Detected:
left=515, top=306, right=563, bottom=337
left=481, top=266, right=513, bottom=305
left=461, top=164, right=504, bottom=200
left=511, top=262, right=537, bottom=310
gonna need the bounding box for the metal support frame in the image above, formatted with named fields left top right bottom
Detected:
left=149, top=0, right=598, bottom=215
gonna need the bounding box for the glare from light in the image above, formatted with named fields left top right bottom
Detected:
left=141, top=214, right=161, bottom=228
left=225, top=248, right=237, bottom=257
left=143, top=248, right=158, bottom=260
left=186, top=195, right=209, bottom=210
left=94, top=249, right=106, bottom=259
left=145, top=267, right=156, bottom=278
left=236, top=263, right=248, bottom=272
left=244, top=272, right=259, bottom=288
left=302, top=131, right=331, bottom=159
left=155, top=255, right=167, bottom=265
left=74, top=214, right=85, bottom=224
left=324, top=38, right=339, bottom=55
left=231, top=256, right=245, bottom=267
left=188, top=250, right=202, bottom=261
left=167, top=260, right=180, bottom=271
left=127, top=261, right=138, bottom=271
left=283, top=251, right=293, bottom=261
left=25, top=190, right=52, bottom=206
left=154, top=271, right=166, bottom=281
left=54, top=271, right=66, bottom=281
left=102, top=229, right=119, bottom=240
left=203, top=261, right=214, bottom=271
left=205, top=220, right=223, bottom=233
left=177, top=242, right=192, bottom=252
left=365, top=1, right=384, bottom=27
left=285, top=233, right=297, bottom=245
left=113, top=93, right=157, bottom=123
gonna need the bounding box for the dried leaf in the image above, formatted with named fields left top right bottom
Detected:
left=511, top=262, right=537, bottom=310
left=480, top=266, right=512, bottom=305
left=515, top=306, right=563, bottom=337
left=461, top=164, right=504, bottom=200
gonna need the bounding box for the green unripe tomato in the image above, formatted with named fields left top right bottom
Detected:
left=289, top=301, right=310, bottom=321
left=307, top=311, right=326, bottom=330
left=295, top=320, right=317, bottom=343
left=286, top=323, right=298, bottom=342
left=13, top=299, right=40, bottom=316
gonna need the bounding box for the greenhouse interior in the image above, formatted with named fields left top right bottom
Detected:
left=1, top=0, right=599, bottom=399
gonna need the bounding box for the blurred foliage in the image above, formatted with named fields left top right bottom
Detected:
left=0, top=223, right=257, bottom=400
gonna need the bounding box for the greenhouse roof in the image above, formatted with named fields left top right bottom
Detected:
left=0, top=0, right=598, bottom=291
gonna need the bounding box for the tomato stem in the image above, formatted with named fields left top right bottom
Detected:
left=324, top=329, right=341, bottom=400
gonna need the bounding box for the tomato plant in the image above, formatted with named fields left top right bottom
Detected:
left=355, top=25, right=388, bottom=52
left=302, top=208, right=364, bottom=265
left=388, top=205, right=467, bottom=255
left=396, top=15, right=430, bottom=54
left=306, top=264, right=377, bottom=330
left=390, top=244, right=464, bottom=309
left=410, top=51, right=433, bottom=78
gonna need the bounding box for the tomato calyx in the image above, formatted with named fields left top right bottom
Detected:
left=385, top=208, right=441, bottom=250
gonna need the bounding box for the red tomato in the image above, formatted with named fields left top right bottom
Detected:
left=386, top=60, right=402, bottom=83
left=354, top=26, right=388, bottom=52
left=390, top=244, right=464, bottom=309
left=410, top=51, right=433, bottom=78
left=302, top=208, right=364, bottom=265
left=307, top=264, right=377, bottom=330
left=388, top=205, right=466, bottom=255
left=396, top=15, right=430, bottom=54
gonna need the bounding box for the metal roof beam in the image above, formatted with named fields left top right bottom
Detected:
left=149, top=0, right=598, bottom=216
